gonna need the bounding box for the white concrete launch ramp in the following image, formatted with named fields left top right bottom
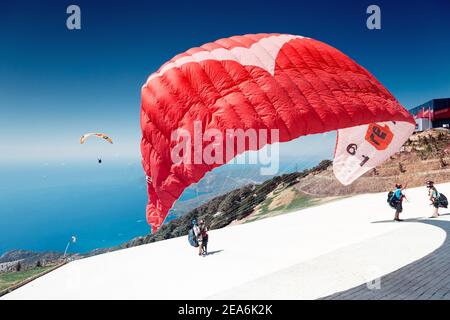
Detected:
left=4, top=184, right=449, bottom=300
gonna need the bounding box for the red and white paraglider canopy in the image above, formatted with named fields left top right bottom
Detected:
left=141, top=33, right=415, bottom=233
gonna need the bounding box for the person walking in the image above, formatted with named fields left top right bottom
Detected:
left=426, top=180, right=447, bottom=218
left=199, top=219, right=208, bottom=256
left=389, top=183, right=407, bottom=221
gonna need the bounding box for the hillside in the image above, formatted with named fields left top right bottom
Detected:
left=169, top=165, right=277, bottom=218
left=0, top=250, right=77, bottom=274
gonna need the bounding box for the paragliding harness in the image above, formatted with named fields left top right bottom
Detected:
left=201, top=229, right=208, bottom=254
left=387, top=190, right=399, bottom=209
left=440, top=193, right=449, bottom=208
left=387, top=191, right=395, bottom=209
left=433, top=192, right=448, bottom=208
left=188, top=227, right=199, bottom=247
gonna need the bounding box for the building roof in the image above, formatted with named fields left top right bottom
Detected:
left=409, top=98, right=450, bottom=120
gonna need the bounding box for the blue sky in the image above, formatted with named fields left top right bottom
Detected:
left=1, top=0, right=449, bottom=163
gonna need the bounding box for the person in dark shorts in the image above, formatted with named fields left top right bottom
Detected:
left=193, top=219, right=209, bottom=256
left=427, top=180, right=444, bottom=218
left=390, top=184, right=407, bottom=221
left=199, top=219, right=208, bottom=256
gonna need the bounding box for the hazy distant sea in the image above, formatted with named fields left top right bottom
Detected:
left=0, top=159, right=150, bottom=255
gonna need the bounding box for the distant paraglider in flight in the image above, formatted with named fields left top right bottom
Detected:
left=80, top=133, right=113, bottom=144
left=80, top=133, right=113, bottom=164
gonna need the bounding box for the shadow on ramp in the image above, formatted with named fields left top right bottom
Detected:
left=205, top=250, right=224, bottom=256
left=371, top=218, right=424, bottom=224
left=437, top=212, right=450, bottom=216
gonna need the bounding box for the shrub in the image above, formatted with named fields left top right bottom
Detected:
left=439, top=154, right=448, bottom=168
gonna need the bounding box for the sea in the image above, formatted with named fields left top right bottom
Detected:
left=0, top=159, right=152, bottom=255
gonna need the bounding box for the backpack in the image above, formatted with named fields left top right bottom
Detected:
left=439, top=193, right=448, bottom=208
left=387, top=191, right=394, bottom=203
left=188, top=228, right=199, bottom=247
left=387, top=191, right=396, bottom=208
